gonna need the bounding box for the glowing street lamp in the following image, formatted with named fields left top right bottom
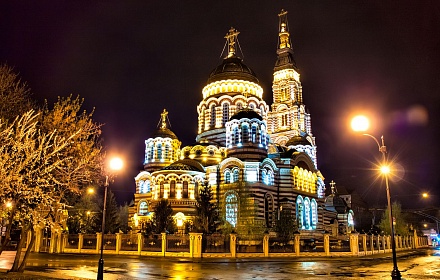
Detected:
left=97, top=156, right=123, bottom=280
left=422, top=192, right=429, bottom=199
left=351, top=115, right=401, bottom=280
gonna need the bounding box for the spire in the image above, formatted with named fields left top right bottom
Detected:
left=223, top=27, right=241, bottom=58
left=278, top=9, right=291, bottom=49
left=274, top=9, right=297, bottom=71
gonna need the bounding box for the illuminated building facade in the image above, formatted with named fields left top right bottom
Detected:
left=131, top=10, right=328, bottom=235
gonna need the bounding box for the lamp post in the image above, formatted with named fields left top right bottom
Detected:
left=351, top=115, right=401, bottom=280
left=97, top=157, right=123, bottom=280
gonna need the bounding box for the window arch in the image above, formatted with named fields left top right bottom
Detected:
left=157, top=143, right=162, bottom=160
left=233, top=126, right=239, bottom=145
left=262, top=170, right=267, bottom=185
left=165, top=144, right=170, bottom=160
left=304, top=198, right=311, bottom=229
left=139, top=201, right=148, bottom=216
left=170, top=180, right=176, bottom=198
left=225, top=193, right=238, bottom=227
left=160, top=182, right=164, bottom=198
left=139, top=180, right=150, bottom=194
left=241, top=124, right=249, bottom=143
left=251, top=124, right=257, bottom=143
left=222, top=103, right=229, bottom=125
left=182, top=181, right=189, bottom=198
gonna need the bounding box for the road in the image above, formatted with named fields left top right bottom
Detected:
left=1, top=248, right=439, bottom=280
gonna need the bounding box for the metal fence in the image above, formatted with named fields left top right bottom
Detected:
left=82, top=234, right=97, bottom=249
left=65, top=234, right=79, bottom=249
left=120, top=234, right=138, bottom=251
left=268, top=237, right=294, bottom=253
left=166, top=234, right=190, bottom=252
left=203, top=234, right=230, bottom=253
left=142, top=234, right=162, bottom=252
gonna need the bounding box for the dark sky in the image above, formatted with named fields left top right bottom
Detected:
left=1, top=1, right=439, bottom=209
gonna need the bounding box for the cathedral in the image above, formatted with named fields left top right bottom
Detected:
left=130, top=10, right=344, bottom=236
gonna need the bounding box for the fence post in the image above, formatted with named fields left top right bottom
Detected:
left=96, top=232, right=102, bottom=253
left=323, top=234, right=330, bottom=256
left=376, top=235, right=380, bottom=252
left=78, top=233, right=83, bottom=253
left=369, top=235, right=374, bottom=252
left=294, top=234, right=301, bottom=256
left=189, top=233, right=203, bottom=258
left=230, top=233, right=237, bottom=258
left=137, top=233, right=142, bottom=255
left=263, top=234, right=269, bottom=257
left=34, top=227, right=41, bottom=253
left=116, top=233, right=121, bottom=254
left=362, top=234, right=367, bottom=253
left=350, top=233, right=359, bottom=256
left=161, top=232, right=167, bottom=257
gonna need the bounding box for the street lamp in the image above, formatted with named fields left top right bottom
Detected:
left=351, top=115, right=401, bottom=280
left=97, top=157, right=123, bottom=280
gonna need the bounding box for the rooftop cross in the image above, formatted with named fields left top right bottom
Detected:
left=224, top=27, right=240, bottom=58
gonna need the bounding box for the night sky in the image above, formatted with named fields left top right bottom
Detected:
left=1, top=1, right=439, bottom=209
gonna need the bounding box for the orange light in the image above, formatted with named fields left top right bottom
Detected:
left=351, top=115, right=370, bottom=132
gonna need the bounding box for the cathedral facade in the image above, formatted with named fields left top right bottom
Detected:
left=130, top=10, right=329, bottom=236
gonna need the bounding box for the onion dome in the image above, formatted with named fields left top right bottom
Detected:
left=286, top=134, right=312, bottom=146
left=207, top=56, right=259, bottom=84
left=324, top=180, right=348, bottom=214
left=162, top=159, right=205, bottom=172
left=229, top=107, right=263, bottom=121
left=207, top=27, right=259, bottom=84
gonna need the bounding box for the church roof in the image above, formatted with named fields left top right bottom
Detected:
left=162, top=159, right=205, bottom=172
left=286, top=134, right=312, bottom=146
left=229, top=108, right=263, bottom=121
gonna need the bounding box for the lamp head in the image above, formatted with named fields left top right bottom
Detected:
left=109, top=157, right=123, bottom=171
left=380, top=165, right=391, bottom=175
left=351, top=115, right=370, bottom=132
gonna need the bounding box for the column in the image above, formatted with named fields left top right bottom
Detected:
left=263, top=234, right=269, bottom=257
left=161, top=232, right=167, bottom=257
left=137, top=233, right=143, bottom=255
left=376, top=235, right=380, bottom=252
left=116, top=233, right=121, bottom=254
left=189, top=233, right=203, bottom=258
left=324, top=234, right=330, bottom=256
left=381, top=235, right=386, bottom=252
left=362, top=234, right=367, bottom=253
left=294, top=234, right=301, bottom=256
left=78, top=233, right=83, bottom=253
left=350, top=233, right=359, bottom=256
left=369, top=235, right=374, bottom=252
left=230, top=233, right=237, bottom=258
left=34, top=227, right=42, bottom=253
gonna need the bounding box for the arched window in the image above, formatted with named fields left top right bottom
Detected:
left=225, top=170, right=231, bottom=183
left=149, top=145, right=154, bottom=160
left=262, top=170, right=267, bottom=185
left=225, top=193, right=238, bottom=227
left=242, top=124, right=249, bottom=143
left=237, top=103, right=243, bottom=111
left=311, top=199, right=318, bottom=229
left=296, top=196, right=304, bottom=229
left=222, top=103, right=229, bottom=125
left=139, top=201, right=148, bottom=216
left=194, top=181, right=199, bottom=198
left=233, top=168, right=239, bottom=183
left=348, top=210, right=354, bottom=230
left=304, top=198, right=311, bottom=229
left=264, top=194, right=274, bottom=228
left=210, top=105, right=216, bottom=128
left=139, top=180, right=150, bottom=194
left=160, top=182, right=164, bottom=198
left=182, top=181, right=189, bottom=198
left=165, top=144, right=170, bottom=160
left=249, top=104, right=255, bottom=110
left=157, top=143, right=162, bottom=160
left=233, top=127, right=239, bottom=145
left=251, top=124, right=257, bottom=143
left=170, top=180, right=176, bottom=198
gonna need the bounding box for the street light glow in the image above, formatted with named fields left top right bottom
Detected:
left=351, top=115, right=370, bottom=132
left=109, top=157, right=123, bottom=171
left=422, top=192, right=428, bottom=198
left=381, top=165, right=391, bottom=175
left=5, top=201, right=12, bottom=208
left=87, top=187, right=95, bottom=194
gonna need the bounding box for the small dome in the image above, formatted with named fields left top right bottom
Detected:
left=286, top=134, right=312, bottom=146
left=207, top=56, right=259, bottom=84
left=229, top=108, right=263, bottom=121
left=151, top=127, right=178, bottom=140
left=324, top=194, right=348, bottom=214
left=162, top=159, right=205, bottom=172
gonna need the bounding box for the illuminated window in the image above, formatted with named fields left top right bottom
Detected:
left=149, top=145, right=154, bottom=160
left=233, top=169, right=239, bottom=183
left=348, top=211, right=354, bottom=227
left=251, top=124, right=257, bottom=143
left=262, top=170, right=267, bottom=184
left=175, top=212, right=185, bottom=227
left=183, top=181, right=188, bottom=198
left=139, top=201, right=148, bottom=216
left=225, top=193, right=238, bottom=227
left=246, top=169, right=257, bottom=182
left=209, top=172, right=216, bottom=185
left=157, top=143, right=162, bottom=160
left=242, top=124, right=249, bottom=143
left=160, top=182, right=164, bottom=198
left=222, top=103, right=229, bottom=125
left=296, top=196, right=304, bottom=229
left=264, top=194, right=273, bottom=228
left=165, top=144, right=170, bottom=160
left=210, top=105, right=216, bottom=128
left=233, top=127, right=239, bottom=145
left=304, top=198, right=311, bottom=229
left=170, top=180, right=176, bottom=198
left=139, top=180, right=150, bottom=194
left=311, top=199, right=318, bottom=229
left=225, top=170, right=231, bottom=183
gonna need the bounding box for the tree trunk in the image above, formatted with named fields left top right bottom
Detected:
left=18, top=226, right=35, bottom=272
left=10, top=223, right=30, bottom=272
left=0, top=208, right=15, bottom=255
